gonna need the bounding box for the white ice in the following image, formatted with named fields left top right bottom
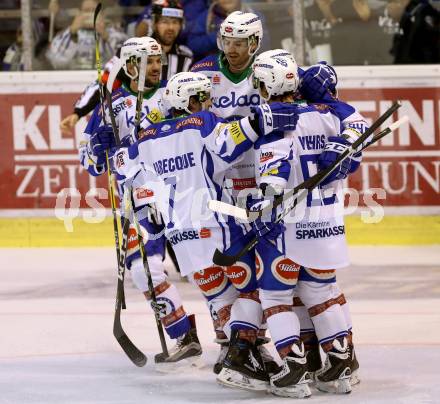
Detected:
left=1, top=246, right=439, bottom=404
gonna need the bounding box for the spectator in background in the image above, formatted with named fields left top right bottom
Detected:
left=46, top=0, right=127, bottom=69
left=138, top=0, right=193, bottom=79
left=186, top=0, right=255, bottom=60
left=2, top=27, right=23, bottom=71
left=134, top=0, right=208, bottom=40
left=392, top=0, right=440, bottom=63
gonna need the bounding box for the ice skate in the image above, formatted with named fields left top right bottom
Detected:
left=305, top=343, right=322, bottom=379
left=315, top=337, right=352, bottom=394
left=255, top=338, right=279, bottom=375
left=269, top=341, right=312, bottom=398
left=217, top=332, right=269, bottom=392
left=213, top=341, right=229, bottom=375
left=349, top=343, right=360, bottom=386
left=155, top=314, right=202, bottom=364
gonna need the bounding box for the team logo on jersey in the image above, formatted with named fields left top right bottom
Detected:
left=136, top=187, right=154, bottom=199
left=176, top=116, right=203, bottom=130
left=260, top=150, right=274, bottom=163
left=255, top=251, right=263, bottom=281
left=229, top=121, right=246, bottom=145
left=212, top=92, right=260, bottom=109
left=116, top=151, right=125, bottom=168
left=168, top=228, right=211, bottom=246
left=139, top=127, right=157, bottom=139
left=232, top=177, right=256, bottom=190
left=271, top=257, right=300, bottom=286
left=213, top=75, right=221, bottom=85
left=225, top=262, right=252, bottom=290
left=304, top=268, right=336, bottom=281
left=161, top=124, right=172, bottom=132
left=191, top=60, right=214, bottom=71
left=113, top=98, right=133, bottom=115
left=193, top=266, right=228, bottom=297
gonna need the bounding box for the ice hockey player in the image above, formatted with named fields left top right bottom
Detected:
left=114, top=71, right=300, bottom=390
left=257, top=51, right=361, bottom=388
left=80, top=37, right=201, bottom=363
left=61, top=0, right=192, bottom=135
left=189, top=11, right=353, bottom=375
left=243, top=51, right=368, bottom=396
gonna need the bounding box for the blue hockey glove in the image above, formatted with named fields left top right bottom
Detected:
left=299, top=61, right=338, bottom=103
left=247, top=186, right=286, bottom=241
left=318, top=136, right=362, bottom=186
left=251, top=102, right=299, bottom=135
left=90, top=125, right=116, bottom=158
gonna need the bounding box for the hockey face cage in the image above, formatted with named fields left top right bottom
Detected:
left=218, top=34, right=261, bottom=57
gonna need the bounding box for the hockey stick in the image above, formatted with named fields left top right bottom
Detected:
left=127, top=188, right=169, bottom=362
left=94, top=3, right=147, bottom=367
left=135, top=52, right=148, bottom=132
left=360, top=115, right=409, bottom=152
left=211, top=101, right=403, bottom=266
left=208, top=114, right=409, bottom=221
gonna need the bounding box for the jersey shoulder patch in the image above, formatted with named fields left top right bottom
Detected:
left=190, top=55, right=219, bottom=73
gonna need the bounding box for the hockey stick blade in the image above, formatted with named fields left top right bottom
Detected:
left=213, top=230, right=258, bottom=266
left=114, top=309, right=147, bottom=367
left=362, top=115, right=409, bottom=151
left=208, top=200, right=248, bottom=220
left=106, top=58, right=123, bottom=94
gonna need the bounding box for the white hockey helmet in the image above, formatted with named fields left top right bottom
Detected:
left=120, top=36, right=162, bottom=80
left=164, top=72, right=212, bottom=113
left=260, top=48, right=295, bottom=63
left=218, top=11, right=263, bottom=56
left=252, top=52, right=300, bottom=101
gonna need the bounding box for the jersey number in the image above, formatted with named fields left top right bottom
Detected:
left=299, top=154, right=336, bottom=207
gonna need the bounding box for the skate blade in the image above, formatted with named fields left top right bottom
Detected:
left=350, top=370, right=360, bottom=386
left=154, top=355, right=204, bottom=373
left=270, top=382, right=312, bottom=398
left=315, top=377, right=352, bottom=394
left=217, top=368, right=269, bottom=392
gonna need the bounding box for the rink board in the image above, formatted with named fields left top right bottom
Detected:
left=0, top=215, right=438, bottom=247
left=0, top=67, right=439, bottom=249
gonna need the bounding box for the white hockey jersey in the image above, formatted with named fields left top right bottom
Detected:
left=79, top=82, right=168, bottom=177
left=115, top=112, right=260, bottom=275
left=257, top=101, right=368, bottom=269
left=191, top=54, right=261, bottom=195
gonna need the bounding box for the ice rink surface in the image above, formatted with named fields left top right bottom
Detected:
left=1, top=246, right=439, bottom=404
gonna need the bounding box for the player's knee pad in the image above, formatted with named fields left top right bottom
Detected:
left=129, top=254, right=166, bottom=292
left=255, top=239, right=301, bottom=291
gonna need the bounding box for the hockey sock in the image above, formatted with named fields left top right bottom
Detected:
left=260, top=289, right=300, bottom=358
left=230, top=290, right=262, bottom=344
